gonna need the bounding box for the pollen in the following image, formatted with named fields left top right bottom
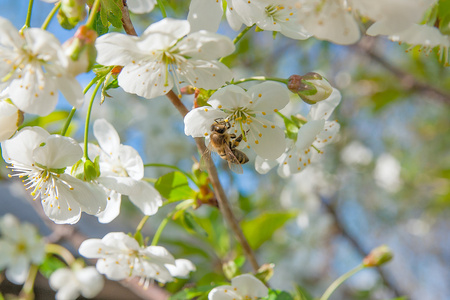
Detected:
left=247, top=145, right=250, bottom=149
left=68, top=207, right=72, bottom=211
left=285, top=18, right=290, bottom=21
left=262, top=112, right=266, bottom=115
left=213, top=74, right=216, bottom=77
left=218, top=105, right=222, bottom=108
left=204, top=132, right=208, bottom=136
left=34, top=93, right=38, bottom=97
left=259, top=133, right=262, bottom=137
left=271, top=125, right=275, bottom=128
left=284, top=162, right=287, bottom=165
left=204, top=108, right=208, bottom=112
left=50, top=91, right=54, bottom=95
left=258, top=93, right=262, bottom=97
left=274, top=109, right=278, bottom=112
left=263, top=125, right=267, bottom=128
left=298, top=167, right=301, bottom=171
left=255, top=140, right=259, bottom=144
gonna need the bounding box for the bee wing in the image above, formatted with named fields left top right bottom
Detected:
left=224, top=146, right=244, bottom=174
left=200, top=143, right=213, bottom=171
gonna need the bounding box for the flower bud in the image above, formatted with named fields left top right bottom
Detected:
left=63, top=26, right=98, bottom=76
left=288, top=72, right=333, bottom=104
left=363, top=245, right=393, bottom=267
left=0, top=99, right=22, bottom=142
left=58, top=0, right=87, bottom=30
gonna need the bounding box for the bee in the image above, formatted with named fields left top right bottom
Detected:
left=202, top=119, right=249, bottom=174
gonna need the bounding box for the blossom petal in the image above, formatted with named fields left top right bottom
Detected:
left=314, top=121, right=340, bottom=148
left=188, top=0, right=223, bottom=33
left=0, top=101, right=20, bottom=141
left=5, top=255, right=29, bottom=284
left=96, top=190, right=121, bottom=224
left=247, top=119, right=286, bottom=160
left=178, top=31, right=235, bottom=60
left=142, top=18, right=190, bottom=45
left=208, top=85, right=251, bottom=109
left=55, top=75, right=84, bottom=109
left=180, top=59, right=233, bottom=90
left=208, top=286, right=239, bottom=300
left=307, top=88, right=341, bottom=121
left=95, top=33, right=142, bottom=66
left=126, top=0, right=156, bottom=14
left=165, top=259, right=196, bottom=278
left=119, top=144, right=144, bottom=180
left=231, top=274, right=268, bottom=298
left=184, top=107, right=227, bottom=137
left=77, top=267, right=104, bottom=298
left=0, top=17, right=24, bottom=48
left=118, top=61, right=171, bottom=99
left=127, top=181, right=163, bottom=216
left=1, top=126, right=49, bottom=166
left=49, top=268, right=73, bottom=290
left=296, top=120, right=325, bottom=150
left=32, top=135, right=82, bottom=169
left=247, top=81, right=290, bottom=113
left=93, top=118, right=121, bottom=158
left=254, top=155, right=279, bottom=174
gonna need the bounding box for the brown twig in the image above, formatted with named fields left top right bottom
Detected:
left=353, top=37, right=450, bottom=105
left=121, top=0, right=138, bottom=36
left=320, top=196, right=404, bottom=298
left=166, top=90, right=260, bottom=273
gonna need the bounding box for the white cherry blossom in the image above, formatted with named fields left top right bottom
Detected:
left=95, top=18, right=234, bottom=99
left=256, top=88, right=341, bottom=177
left=184, top=82, right=290, bottom=160
left=0, top=17, right=84, bottom=116
left=88, top=118, right=163, bottom=223
left=0, top=214, right=45, bottom=285
left=79, top=232, right=195, bottom=286
left=208, top=274, right=268, bottom=300
left=1, top=127, right=107, bottom=224
left=49, top=266, right=104, bottom=300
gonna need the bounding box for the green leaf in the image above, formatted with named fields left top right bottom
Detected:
left=268, top=289, right=295, bottom=300
left=241, top=211, right=297, bottom=249
left=182, top=211, right=209, bottom=237
left=293, top=285, right=314, bottom=300
left=98, top=0, right=123, bottom=29
left=155, top=171, right=195, bottom=201
left=169, top=285, right=214, bottom=300
left=371, top=88, right=403, bottom=111
left=39, top=255, right=67, bottom=278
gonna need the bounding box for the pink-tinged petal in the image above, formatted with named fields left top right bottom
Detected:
left=231, top=274, right=268, bottom=298
left=1, top=126, right=49, bottom=165
left=142, top=18, right=190, bottom=45
left=184, top=107, right=227, bottom=137
left=208, top=286, right=241, bottom=300
left=119, top=144, right=144, bottom=180
left=97, top=190, right=121, bottom=224
left=9, top=68, right=58, bottom=116
left=307, top=88, right=341, bottom=121
left=179, top=59, right=233, bottom=90
left=95, top=33, right=142, bottom=66
left=247, top=119, right=285, bottom=160
left=118, top=61, right=171, bottom=99
left=301, top=1, right=360, bottom=45
left=178, top=31, right=235, bottom=60
left=188, top=0, right=223, bottom=33
left=296, top=120, right=325, bottom=150
left=0, top=17, right=24, bottom=48
left=255, top=155, right=279, bottom=174
left=247, top=81, right=290, bottom=113
left=76, top=267, right=104, bottom=298
left=127, top=0, right=156, bottom=14
left=32, top=135, right=82, bottom=169
left=93, top=119, right=121, bottom=158
left=314, top=121, right=340, bottom=149
left=208, top=85, right=251, bottom=109
left=55, top=75, right=84, bottom=109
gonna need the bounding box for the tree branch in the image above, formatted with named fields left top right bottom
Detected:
left=121, top=0, right=137, bottom=36
left=353, top=37, right=450, bottom=105
left=165, top=90, right=260, bottom=273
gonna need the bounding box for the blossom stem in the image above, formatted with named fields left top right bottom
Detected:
left=46, top=243, right=76, bottom=265
left=86, top=0, right=102, bottom=29
left=83, top=81, right=102, bottom=160
left=41, top=1, right=61, bottom=30
left=21, top=264, right=38, bottom=298
left=144, top=163, right=197, bottom=184
left=319, top=264, right=365, bottom=300
left=232, top=76, right=288, bottom=85
left=61, top=77, right=99, bottom=136
left=156, top=0, right=167, bottom=18
left=21, top=0, right=34, bottom=32
left=165, top=90, right=260, bottom=273
left=151, top=213, right=172, bottom=246
left=136, top=215, right=150, bottom=232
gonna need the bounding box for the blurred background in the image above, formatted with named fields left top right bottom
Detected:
left=0, top=1, right=449, bottom=299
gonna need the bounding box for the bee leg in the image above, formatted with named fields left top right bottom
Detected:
left=233, top=134, right=243, bottom=148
